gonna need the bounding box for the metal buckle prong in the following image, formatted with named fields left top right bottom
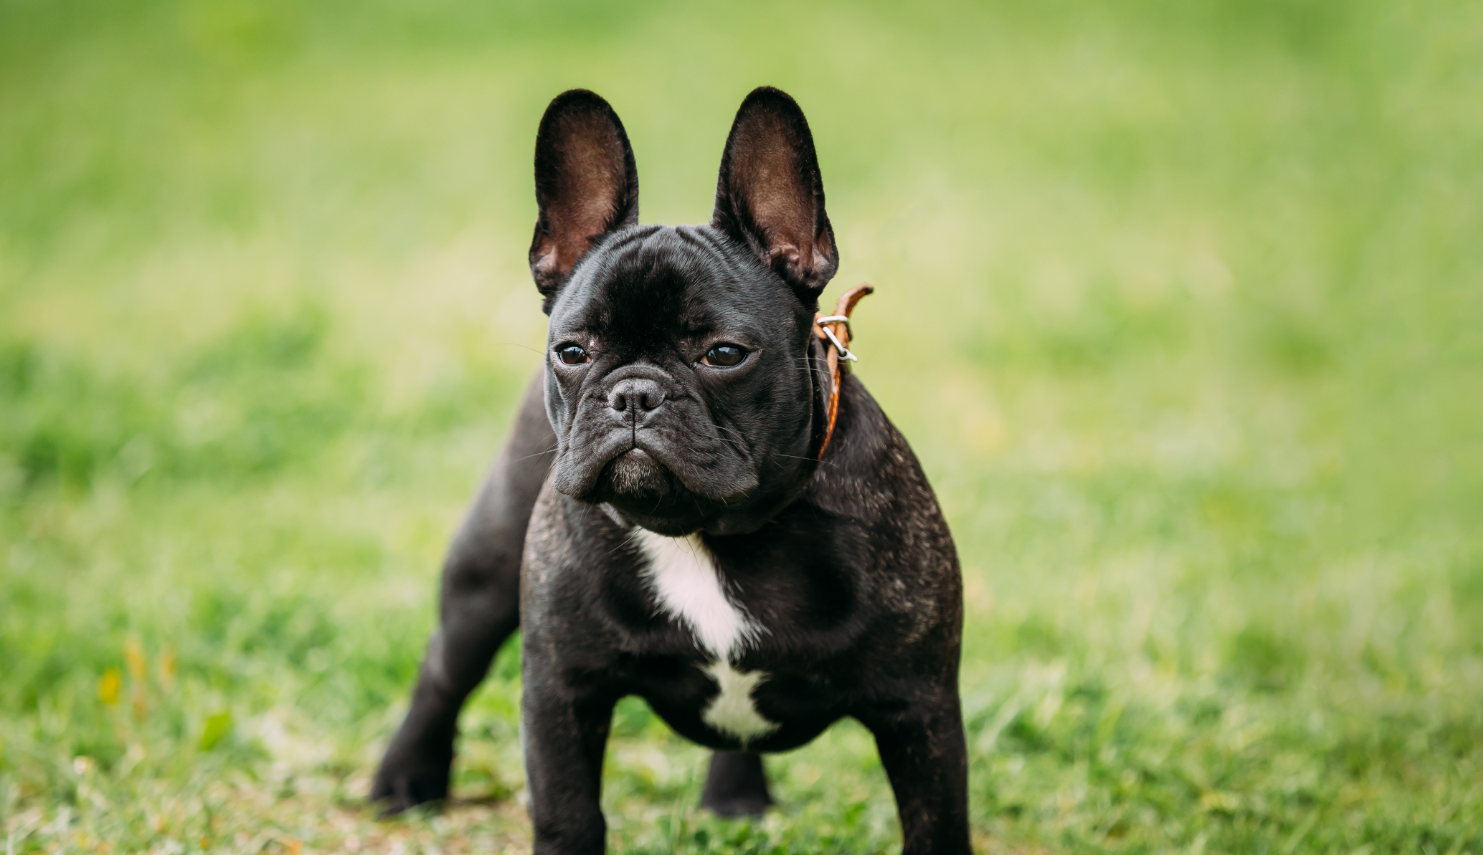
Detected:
left=819, top=324, right=858, bottom=362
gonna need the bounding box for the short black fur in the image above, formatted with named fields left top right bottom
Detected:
left=374, top=87, right=970, bottom=855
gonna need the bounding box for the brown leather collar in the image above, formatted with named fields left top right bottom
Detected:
left=812, top=283, right=874, bottom=460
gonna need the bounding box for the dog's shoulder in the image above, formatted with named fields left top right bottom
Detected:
left=808, top=374, right=955, bottom=546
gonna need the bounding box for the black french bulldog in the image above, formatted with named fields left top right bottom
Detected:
left=373, top=87, right=969, bottom=854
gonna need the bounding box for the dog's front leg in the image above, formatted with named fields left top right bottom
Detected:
left=861, top=689, right=972, bottom=855
left=522, top=666, right=616, bottom=855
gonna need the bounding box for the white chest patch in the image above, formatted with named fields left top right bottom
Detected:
left=633, top=531, right=778, bottom=743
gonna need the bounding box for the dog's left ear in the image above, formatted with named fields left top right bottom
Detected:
left=712, top=87, right=839, bottom=305
left=530, top=89, right=640, bottom=309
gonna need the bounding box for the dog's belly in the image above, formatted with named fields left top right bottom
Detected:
left=632, top=659, right=842, bottom=753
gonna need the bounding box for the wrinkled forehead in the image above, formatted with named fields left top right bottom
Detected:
left=548, top=225, right=795, bottom=341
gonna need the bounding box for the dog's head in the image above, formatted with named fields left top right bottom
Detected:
left=529, top=87, right=840, bottom=536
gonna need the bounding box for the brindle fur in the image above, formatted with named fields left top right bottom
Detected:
left=374, top=87, right=970, bottom=855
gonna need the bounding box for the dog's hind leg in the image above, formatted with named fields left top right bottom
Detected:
left=700, top=751, right=774, bottom=817
left=372, top=372, right=554, bottom=814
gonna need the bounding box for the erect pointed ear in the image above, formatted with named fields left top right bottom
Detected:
left=530, top=89, right=639, bottom=307
left=712, top=87, right=839, bottom=304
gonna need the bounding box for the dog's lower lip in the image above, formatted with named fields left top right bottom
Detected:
left=614, top=447, right=656, bottom=470
left=602, top=445, right=674, bottom=499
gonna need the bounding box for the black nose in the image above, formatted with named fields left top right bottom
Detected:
left=608, top=378, right=666, bottom=415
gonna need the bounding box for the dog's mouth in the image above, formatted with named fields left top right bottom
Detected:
left=599, top=448, right=676, bottom=499
left=552, top=428, right=760, bottom=528
left=586, top=445, right=711, bottom=535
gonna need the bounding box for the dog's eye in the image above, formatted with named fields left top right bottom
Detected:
left=702, top=344, right=748, bottom=368
left=556, top=344, right=589, bottom=365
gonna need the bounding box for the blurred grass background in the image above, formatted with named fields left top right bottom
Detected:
left=3, top=0, right=1482, bottom=852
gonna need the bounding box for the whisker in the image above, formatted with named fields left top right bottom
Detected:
left=512, top=445, right=560, bottom=463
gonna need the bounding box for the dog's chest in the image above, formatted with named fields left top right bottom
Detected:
left=632, top=531, right=778, bottom=743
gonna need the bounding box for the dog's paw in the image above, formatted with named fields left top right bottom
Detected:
left=370, top=753, right=452, bottom=817
left=701, top=793, right=772, bottom=818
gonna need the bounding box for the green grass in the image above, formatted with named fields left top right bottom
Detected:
left=3, top=0, right=1482, bottom=852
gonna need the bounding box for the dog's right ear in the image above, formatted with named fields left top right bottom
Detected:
left=712, top=87, right=838, bottom=307
left=530, top=90, right=639, bottom=310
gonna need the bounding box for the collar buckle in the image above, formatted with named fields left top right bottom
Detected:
left=811, top=284, right=874, bottom=460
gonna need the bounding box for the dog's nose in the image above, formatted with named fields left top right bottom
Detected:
left=608, top=378, right=666, bottom=416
